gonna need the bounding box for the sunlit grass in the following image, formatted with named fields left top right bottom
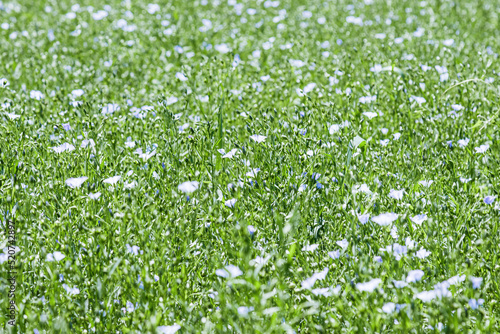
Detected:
left=0, top=0, right=499, bottom=332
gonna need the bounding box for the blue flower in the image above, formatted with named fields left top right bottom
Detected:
left=484, top=196, right=496, bottom=205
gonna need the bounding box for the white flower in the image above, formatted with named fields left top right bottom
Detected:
left=124, top=181, right=137, bottom=189
left=315, top=268, right=329, bottom=280
left=346, top=16, right=363, bottom=25
left=237, top=306, right=254, bottom=316
left=178, top=181, right=199, bottom=193
left=215, top=43, right=230, bottom=53
left=225, top=198, right=237, bottom=208
left=126, top=244, right=140, bottom=255
left=336, top=239, right=348, bottom=249
left=301, top=268, right=329, bottom=289
left=445, top=275, right=466, bottom=286
left=65, top=177, right=88, bottom=188
left=410, top=96, right=426, bottom=104
left=135, top=148, right=156, bottom=161
left=393, top=280, right=408, bottom=288
left=46, top=251, right=65, bottom=262
left=222, top=149, right=238, bottom=159
left=116, top=19, right=127, bottom=28
left=458, top=138, right=470, bottom=148
left=416, top=248, right=431, bottom=259
left=371, top=213, right=398, bottom=226
left=289, top=59, right=306, bottom=68
left=250, top=256, right=267, bottom=266
left=451, top=104, right=463, bottom=111
left=410, top=214, right=428, bottom=225
left=471, top=276, right=483, bottom=289
left=156, top=324, right=181, bottom=334
left=302, top=244, right=319, bottom=252
left=406, top=270, right=424, bottom=283
left=443, top=39, right=454, bottom=46
left=419, top=180, right=433, bottom=187
left=362, top=112, right=378, bottom=119
left=433, top=282, right=452, bottom=298
left=250, top=135, right=266, bottom=143
left=370, top=64, right=383, bottom=72
left=92, top=10, right=108, bottom=20
left=0, top=78, right=10, bottom=87
left=52, top=143, right=75, bottom=153
left=175, top=72, right=188, bottom=81
left=216, top=264, right=243, bottom=278
left=415, top=290, right=436, bottom=302
left=103, top=176, right=121, bottom=185
left=30, top=90, right=44, bottom=100
left=388, top=189, right=404, bottom=200
left=328, top=250, right=340, bottom=259
left=246, top=168, right=260, bottom=178
left=165, top=96, right=178, bottom=105
left=382, top=243, right=408, bottom=260
left=357, top=214, right=370, bottom=224
left=475, top=144, right=489, bottom=153
left=81, top=139, right=95, bottom=148
left=380, top=139, right=389, bottom=146
left=311, top=287, right=332, bottom=297
left=197, top=95, right=209, bottom=102
left=359, top=95, right=376, bottom=104
left=102, top=103, right=120, bottom=114
left=468, top=299, right=484, bottom=310
left=353, top=184, right=372, bottom=195
left=70, top=89, right=84, bottom=98
left=89, top=192, right=101, bottom=200
left=356, top=278, right=382, bottom=292
left=303, top=83, right=316, bottom=94
left=147, top=4, right=160, bottom=14
left=6, top=113, right=20, bottom=119
left=435, top=65, right=449, bottom=81
left=406, top=237, right=416, bottom=249
left=329, top=124, right=340, bottom=134
left=62, top=284, right=80, bottom=295
left=126, top=300, right=135, bottom=312
left=382, top=302, right=396, bottom=314
left=390, top=226, right=399, bottom=239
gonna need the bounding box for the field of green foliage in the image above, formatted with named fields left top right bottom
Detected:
left=1, top=0, right=500, bottom=332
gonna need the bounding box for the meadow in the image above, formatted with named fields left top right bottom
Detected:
left=0, top=0, right=499, bottom=332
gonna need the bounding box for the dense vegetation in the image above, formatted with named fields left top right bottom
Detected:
left=0, top=0, right=499, bottom=332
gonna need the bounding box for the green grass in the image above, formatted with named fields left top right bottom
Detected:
left=1, top=0, right=500, bottom=332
